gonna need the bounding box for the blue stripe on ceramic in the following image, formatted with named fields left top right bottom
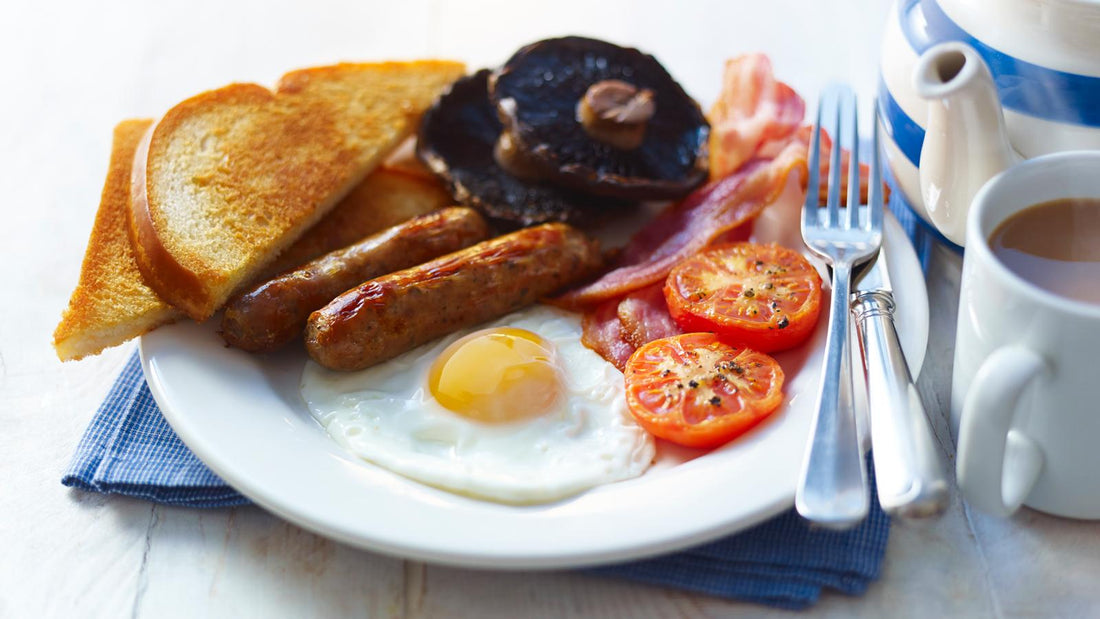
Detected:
left=878, top=77, right=925, bottom=167
left=899, top=0, right=1100, bottom=127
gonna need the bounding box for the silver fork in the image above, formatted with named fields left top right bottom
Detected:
left=795, top=85, right=882, bottom=529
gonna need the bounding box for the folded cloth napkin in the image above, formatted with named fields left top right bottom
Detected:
left=64, top=351, right=889, bottom=609
left=62, top=353, right=250, bottom=508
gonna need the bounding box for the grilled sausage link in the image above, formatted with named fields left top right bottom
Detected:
left=221, top=207, right=489, bottom=352
left=306, top=223, right=602, bottom=371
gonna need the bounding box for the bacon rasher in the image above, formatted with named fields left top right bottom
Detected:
left=580, top=298, right=636, bottom=371
left=558, top=139, right=808, bottom=310
left=581, top=284, right=683, bottom=371
left=617, top=284, right=681, bottom=349
left=708, top=54, right=805, bottom=180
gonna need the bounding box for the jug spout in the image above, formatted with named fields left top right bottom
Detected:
left=914, top=42, right=1019, bottom=246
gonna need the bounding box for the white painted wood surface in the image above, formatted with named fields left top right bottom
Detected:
left=4, top=1, right=1100, bottom=616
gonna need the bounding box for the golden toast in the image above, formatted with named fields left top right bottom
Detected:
left=56, top=120, right=454, bottom=361
left=130, top=61, right=465, bottom=320
left=54, top=120, right=182, bottom=361
left=264, top=166, right=450, bottom=277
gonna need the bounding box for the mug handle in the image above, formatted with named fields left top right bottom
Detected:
left=956, top=346, right=1047, bottom=517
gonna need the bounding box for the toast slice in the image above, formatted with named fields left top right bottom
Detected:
left=56, top=122, right=453, bottom=361
left=130, top=60, right=465, bottom=320
left=264, top=166, right=450, bottom=277
left=54, top=120, right=183, bottom=361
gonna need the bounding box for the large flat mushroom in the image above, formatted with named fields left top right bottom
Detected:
left=490, top=37, right=710, bottom=201
left=417, top=69, right=629, bottom=228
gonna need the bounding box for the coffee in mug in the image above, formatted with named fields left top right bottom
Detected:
left=988, top=198, right=1100, bottom=305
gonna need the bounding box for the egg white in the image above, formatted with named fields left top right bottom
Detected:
left=300, top=304, right=655, bottom=504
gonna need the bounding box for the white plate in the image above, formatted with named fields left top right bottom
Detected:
left=141, top=212, right=927, bottom=569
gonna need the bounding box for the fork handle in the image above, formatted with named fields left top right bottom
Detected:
left=796, top=262, right=869, bottom=529
left=853, top=290, right=949, bottom=520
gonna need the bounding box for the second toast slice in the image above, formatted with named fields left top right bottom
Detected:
left=130, top=60, right=465, bottom=320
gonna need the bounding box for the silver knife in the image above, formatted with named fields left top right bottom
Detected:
left=852, top=245, right=949, bottom=519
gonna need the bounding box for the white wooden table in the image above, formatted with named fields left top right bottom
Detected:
left=5, top=1, right=1100, bottom=616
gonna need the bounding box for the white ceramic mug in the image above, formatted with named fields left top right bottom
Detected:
left=951, top=151, right=1100, bottom=519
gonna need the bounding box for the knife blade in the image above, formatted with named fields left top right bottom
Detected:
left=852, top=244, right=950, bottom=519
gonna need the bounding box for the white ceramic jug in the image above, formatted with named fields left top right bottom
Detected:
left=878, top=0, right=1100, bottom=246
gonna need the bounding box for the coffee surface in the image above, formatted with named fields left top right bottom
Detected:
left=989, top=197, right=1100, bottom=305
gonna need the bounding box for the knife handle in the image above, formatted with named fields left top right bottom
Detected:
left=852, top=290, right=950, bottom=520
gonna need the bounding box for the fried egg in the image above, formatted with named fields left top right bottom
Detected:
left=300, top=304, right=655, bottom=504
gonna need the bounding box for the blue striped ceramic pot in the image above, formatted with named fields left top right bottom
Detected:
left=878, top=0, right=1100, bottom=248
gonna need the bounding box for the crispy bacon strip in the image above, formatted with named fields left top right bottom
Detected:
left=617, top=284, right=682, bottom=349
left=556, top=140, right=807, bottom=309
left=581, top=284, right=683, bottom=371
left=708, top=55, right=805, bottom=179
left=581, top=298, right=636, bottom=371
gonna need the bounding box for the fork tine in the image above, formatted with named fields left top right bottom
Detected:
left=845, top=93, right=861, bottom=229
left=802, top=102, right=823, bottom=230
left=869, top=99, right=884, bottom=233
left=825, top=89, right=845, bottom=228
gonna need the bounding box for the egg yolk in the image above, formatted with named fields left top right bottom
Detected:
left=428, top=327, right=562, bottom=423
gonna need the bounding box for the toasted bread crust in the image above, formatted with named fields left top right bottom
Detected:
left=54, top=120, right=182, bottom=361
left=132, top=61, right=465, bottom=320
left=129, top=122, right=214, bottom=316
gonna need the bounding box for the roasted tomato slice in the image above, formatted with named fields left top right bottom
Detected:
left=624, top=333, right=784, bottom=448
left=663, top=242, right=822, bottom=353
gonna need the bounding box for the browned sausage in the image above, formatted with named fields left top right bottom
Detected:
left=306, top=223, right=602, bottom=371
left=221, top=207, right=489, bottom=352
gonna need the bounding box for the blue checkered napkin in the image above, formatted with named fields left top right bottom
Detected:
left=64, top=350, right=889, bottom=608
left=593, top=502, right=889, bottom=609
left=62, top=352, right=249, bottom=507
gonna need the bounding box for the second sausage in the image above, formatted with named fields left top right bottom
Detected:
left=306, top=223, right=602, bottom=371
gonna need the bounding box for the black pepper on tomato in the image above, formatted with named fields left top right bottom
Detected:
left=663, top=242, right=823, bottom=353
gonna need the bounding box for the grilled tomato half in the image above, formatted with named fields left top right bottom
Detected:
left=623, top=333, right=784, bottom=448
left=663, top=242, right=822, bottom=353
